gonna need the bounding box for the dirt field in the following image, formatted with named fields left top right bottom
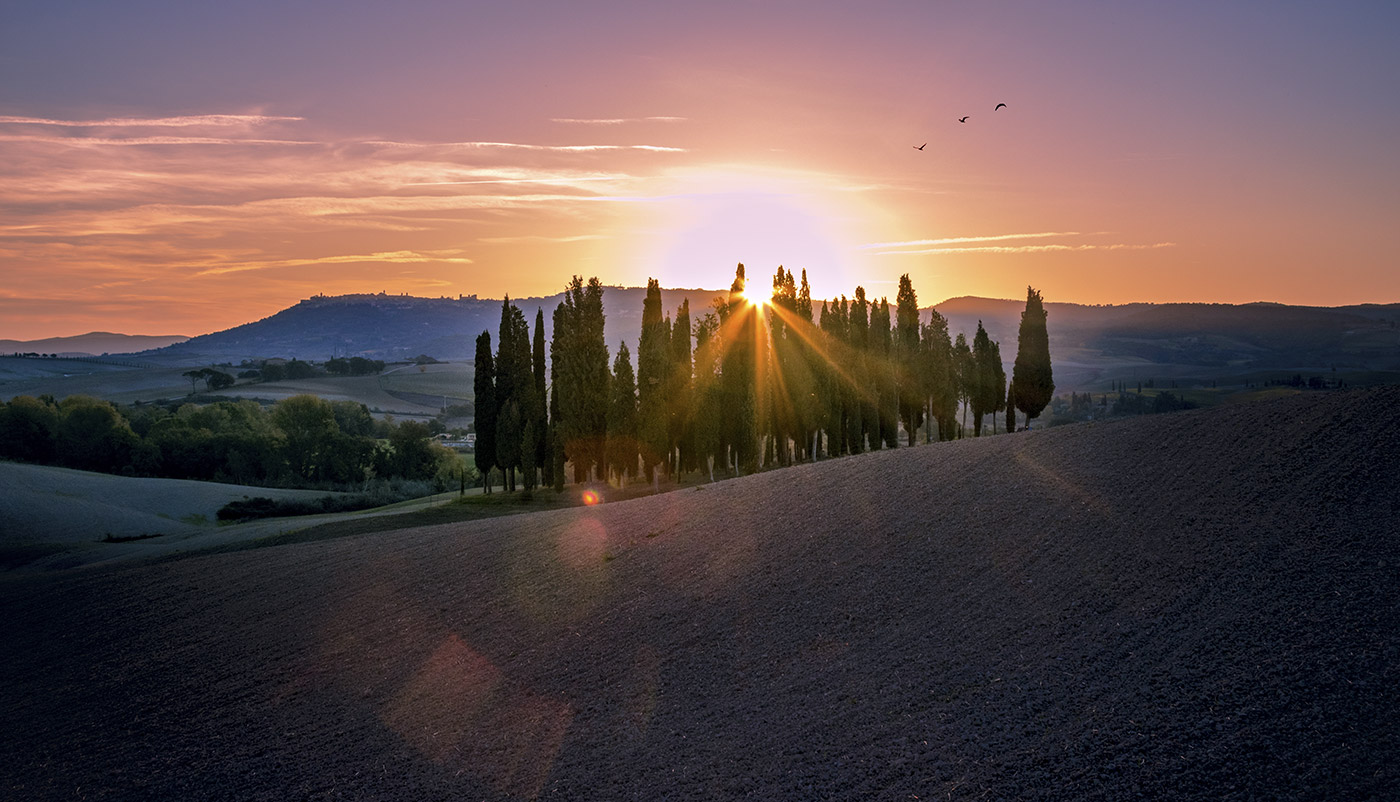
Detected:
left=1, top=388, right=1397, bottom=800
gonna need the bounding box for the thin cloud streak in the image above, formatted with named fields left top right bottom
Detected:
left=0, top=134, right=317, bottom=147
left=862, top=232, right=1084, bottom=249
left=551, top=116, right=686, bottom=125
left=194, top=250, right=474, bottom=277
left=365, top=140, right=685, bottom=153
left=873, top=243, right=1178, bottom=255
left=0, top=114, right=303, bottom=127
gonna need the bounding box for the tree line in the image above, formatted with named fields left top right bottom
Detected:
left=0, top=394, right=459, bottom=489
left=473, top=267, right=1054, bottom=491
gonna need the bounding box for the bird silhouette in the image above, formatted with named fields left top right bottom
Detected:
left=914, top=143, right=927, bottom=151
left=958, top=116, right=969, bottom=123
left=994, top=103, right=1006, bottom=111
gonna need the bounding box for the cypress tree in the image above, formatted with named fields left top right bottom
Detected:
left=971, top=320, right=996, bottom=436
left=494, top=298, right=532, bottom=492
left=554, top=277, right=610, bottom=482
left=532, top=307, right=549, bottom=489
left=953, top=331, right=974, bottom=438
left=769, top=266, right=799, bottom=465
left=850, top=286, right=871, bottom=452
left=669, top=298, right=693, bottom=478
left=607, top=341, right=638, bottom=485
left=894, top=274, right=924, bottom=446
left=472, top=331, right=497, bottom=493
left=691, top=306, right=724, bottom=481
left=875, top=297, right=897, bottom=448
left=549, top=303, right=566, bottom=488
left=1012, top=286, right=1055, bottom=424
left=637, top=278, right=671, bottom=483
left=721, top=264, right=759, bottom=474
left=795, top=270, right=819, bottom=460
left=921, top=310, right=957, bottom=442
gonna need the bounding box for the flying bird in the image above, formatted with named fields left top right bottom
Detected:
left=958, top=116, right=969, bottom=123
left=995, top=103, right=1007, bottom=111
left=914, top=142, right=927, bottom=150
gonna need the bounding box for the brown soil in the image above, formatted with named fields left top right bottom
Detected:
left=2, top=388, right=1397, bottom=800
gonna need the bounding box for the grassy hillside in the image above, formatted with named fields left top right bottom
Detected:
left=2, top=388, right=1396, bottom=799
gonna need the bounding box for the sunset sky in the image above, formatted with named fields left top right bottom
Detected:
left=3, top=1, right=1398, bottom=339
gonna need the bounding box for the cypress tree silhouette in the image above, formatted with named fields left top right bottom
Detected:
left=637, top=278, right=671, bottom=484
left=895, top=274, right=924, bottom=446
left=532, top=307, right=549, bottom=489
left=607, top=341, right=638, bottom=486
left=1012, top=286, right=1055, bottom=425
left=669, top=297, right=693, bottom=478
left=472, top=330, right=497, bottom=493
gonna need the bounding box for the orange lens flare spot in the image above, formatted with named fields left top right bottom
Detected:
left=581, top=490, right=601, bottom=506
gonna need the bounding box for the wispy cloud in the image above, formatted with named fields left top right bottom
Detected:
left=874, top=242, right=1177, bottom=255
left=366, top=140, right=684, bottom=153
left=864, top=231, right=1175, bottom=256
left=0, top=114, right=303, bottom=127
left=0, top=134, right=316, bottom=147
left=862, top=232, right=1084, bottom=250
left=551, top=116, right=686, bottom=125
left=478, top=233, right=610, bottom=244
left=0, top=108, right=688, bottom=334
left=194, top=250, right=474, bottom=277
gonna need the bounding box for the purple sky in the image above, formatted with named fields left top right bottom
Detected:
left=3, top=1, right=1398, bottom=338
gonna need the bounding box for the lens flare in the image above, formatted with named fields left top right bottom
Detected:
left=582, top=490, right=601, bottom=506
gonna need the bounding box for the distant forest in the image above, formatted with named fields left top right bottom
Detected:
left=0, top=393, right=461, bottom=491
left=473, top=266, right=1055, bottom=493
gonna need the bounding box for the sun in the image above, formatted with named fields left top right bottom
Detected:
left=737, top=286, right=770, bottom=308
left=627, top=167, right=872, bottom=297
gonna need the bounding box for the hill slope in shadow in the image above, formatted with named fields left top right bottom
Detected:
left=2, top=388, right=1397, bottom=800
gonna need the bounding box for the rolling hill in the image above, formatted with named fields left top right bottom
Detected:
left=142, top=290, right=1400, bottom=391
left=0, top=332, right=188, bottom=357
left=2, top=387, right=1396, bottom=799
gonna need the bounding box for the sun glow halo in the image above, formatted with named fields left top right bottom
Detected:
left=628, top=168, right=871, bottom=297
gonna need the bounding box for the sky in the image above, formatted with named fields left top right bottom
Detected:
left=3, top=1, right=1399, bottom=339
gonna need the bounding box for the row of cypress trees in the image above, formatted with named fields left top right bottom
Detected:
left=471, top=267, right=1054, bottom=490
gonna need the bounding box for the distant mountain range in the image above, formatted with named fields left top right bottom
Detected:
left=1, top=332, right=189, bottom=357
left=106, top=290, right=1400, bottom=391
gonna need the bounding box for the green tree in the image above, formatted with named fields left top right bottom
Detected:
left=386, top=420, right=439, bottom=480
left=922, top=310, right=957, bottom=441
left=472, top=331, right=498, bottom=493
left=56, top=395, right=138, bottom=472
left=0, top=395, right=59, bottom=463
left=637, top=278, right=671, bottom=483
left=894, top=274, right=924, bottom=446
left=494, top=297, right=534, bottom=492
left=206, top=370, right=235, bottom=391
left=849, top=286, right=872, bottom=452
left=690, top=306, right=725, bottom=481
left=270, top=395, right=340, bottom=482
left=952, top=331, right=974, bottom=438
left=874, top=297, right=898, bottom=448
left=554, top=277, right=609, bottom=482
left=607, top=342, right=638, bottom=485
left=532, top=307, right=550, bottom=489
left=669, top=297, right=694, bottom=478
left=971, top=321, right=998, bottom=436
left=1012, top=286, right=1055, bottom=424
left=720, top=265, right=759, bottom=474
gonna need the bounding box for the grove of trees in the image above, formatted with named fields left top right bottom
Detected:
left=0, top=393, right=460, bottom=489
left=472, top=268, right=1055, bottom=490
